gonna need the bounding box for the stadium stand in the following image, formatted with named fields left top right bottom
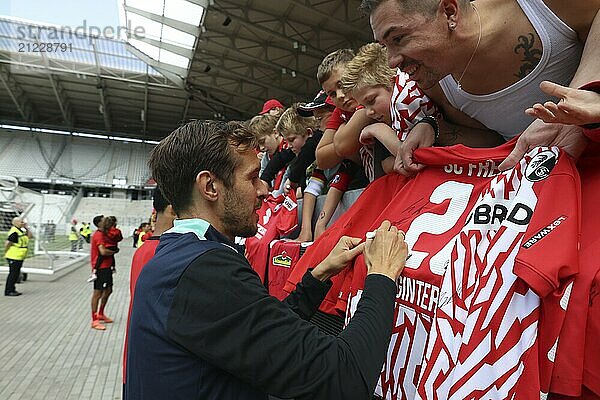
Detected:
left=0, top=129, right=64, bottom=180
left=127, top=146, right=154, bottom=186
left=108, top=144, right=132, bottom=182
left=50, top=138, right=113, bottom=184
left=0, top=127, right=154, bottom=186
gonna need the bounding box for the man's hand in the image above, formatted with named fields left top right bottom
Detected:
left=498, top=119, right=589, bottom=171
left=311, top=236, right=365, bottom=282
left=394, top=123, right=435, bottom=176
left=525, top=81, right=600, bottom=126
left=364, top=220, right=408, bottom=282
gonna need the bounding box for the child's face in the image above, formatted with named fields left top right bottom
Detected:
left=267, top=108, right=283, bottom=116
left=353, top=86, right=392, bottom=125
left=284, top=132, right=309, bottom=155
left=322, top=67, right=358, bottom=112
left=257, top=131, right=281, bottom=156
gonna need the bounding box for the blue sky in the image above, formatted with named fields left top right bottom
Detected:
left=1, top=0, right=119, bottom=28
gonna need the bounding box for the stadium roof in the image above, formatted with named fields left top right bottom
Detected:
left=0, top=0, right=371, bottom=140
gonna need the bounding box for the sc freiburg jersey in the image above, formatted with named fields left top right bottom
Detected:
left=416, top=147, right=580, bottom=400
left=344, top=144, right=580, bottom=400
left=391, top=69, right=438, bottom=141
left=267, top=239, right=311, bottom=300
left=241, top=192, right=298, bottom=282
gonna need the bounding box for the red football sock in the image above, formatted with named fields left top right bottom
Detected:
left=99, top=304, right=105, bottom=316
left=92, top=311, right=98, bottom=321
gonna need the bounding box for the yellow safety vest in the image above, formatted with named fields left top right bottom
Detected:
left=82, top=225, right=92, bottom=238
left=69, top=227, right=78, bottom=241
left=5, top=226, right=29, bottom=261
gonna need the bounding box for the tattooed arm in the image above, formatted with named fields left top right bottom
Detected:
left=437, top=120, right=505, bottom=148
left=499, top=6, right=600, bottom=170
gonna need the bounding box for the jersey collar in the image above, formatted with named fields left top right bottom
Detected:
left=164, top=218, right=210, bottom=241
left=164, top=218, right=240, bottom=253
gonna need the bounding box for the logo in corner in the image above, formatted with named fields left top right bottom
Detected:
left=524, top=150, right=557, bottom=182
left=272, top=253, right=292, bottom=268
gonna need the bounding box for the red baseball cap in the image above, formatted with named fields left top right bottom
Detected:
left=259, top=99, right=284, bottom=114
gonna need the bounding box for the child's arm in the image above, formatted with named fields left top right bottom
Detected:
left=295, top=192, right=317, bottom=242
left=260, top=149, right=295, bottom=187
left=313, top=165, right=352, bottom=240
left=287, top=133, right=321, bottom=186
left=294, top=169, right=326, bottom=242
left=98, top=244, right=117, bottom=256
left=360, top=122, right=401, bottom=156
left=315, top=128, right=343, bottom=169
left=314, top=187, right=344, bottom=240
left=333, top=109, right=374, bottom=158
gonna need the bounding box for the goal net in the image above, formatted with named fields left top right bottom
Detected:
left=0, top=175, right=87, bottom=277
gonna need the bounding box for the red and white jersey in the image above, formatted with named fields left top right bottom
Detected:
left=344, top=144, right=580, bottom=400
left=267, top=240, right=312, bottom=300
left=391, top=70, right=438, bottom=141
left=283, top=173, right=408, bottom=315
left=416, top=147, right=580, bottom=400
left=241, top=192, right=298, bottom=282
left=359, top=144, right=374, bottom=182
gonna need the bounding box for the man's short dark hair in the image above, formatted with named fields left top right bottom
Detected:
left=148, top=120, right=256, bottom=215
left=152, top=187, right=169, bottom=213
left=93, top=215, right=104, bottom=228
left=359, top=0, right=446, bottom=16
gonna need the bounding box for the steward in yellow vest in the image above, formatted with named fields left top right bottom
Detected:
left=4, top=217, right=31, bottom=296
left=5, top=222, right=29, bottom=261
left=80, top=223, right=92, bottom=243
left=69, top=222, right=80, bottom=252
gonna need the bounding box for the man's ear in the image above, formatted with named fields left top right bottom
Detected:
left=196, top=170, right=219, bottom=202
left=440, top=0, right=460, bottom=26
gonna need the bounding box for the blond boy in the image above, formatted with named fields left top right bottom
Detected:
left=341, top=43, right=438, bottom=173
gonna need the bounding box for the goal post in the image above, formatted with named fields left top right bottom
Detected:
left=0, top=175, right=88, bottom=277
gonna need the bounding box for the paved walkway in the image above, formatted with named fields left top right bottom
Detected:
left=0, top=245, right=135, bottom=400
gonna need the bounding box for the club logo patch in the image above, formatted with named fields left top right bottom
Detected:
left=272, top=253, right=292, bottom=268
left=525, top=150, right=557, bottom=182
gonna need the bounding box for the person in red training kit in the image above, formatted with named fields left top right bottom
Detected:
left=123, top=187, right=177, bottom=385
left=89, top=216, right=123, bottom=282
left=89, top=215, right=118, bottom=330
left=129, top=189, right=176, bottom=296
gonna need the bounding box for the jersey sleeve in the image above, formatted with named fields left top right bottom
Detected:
left=287, top=132, right=321, bottom=184
left=325, top=107, right=345, bottom=130
left=260, top=149, right=295, bottom=183
left=513, top=154, right=580, bottom=297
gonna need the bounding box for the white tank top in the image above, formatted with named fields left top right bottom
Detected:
left=439, top=0, right=583, bottom=139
